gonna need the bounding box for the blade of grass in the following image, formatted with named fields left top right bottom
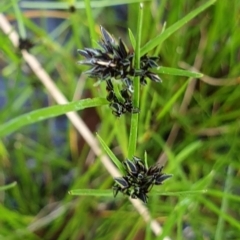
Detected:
left=155, top=21, right=167, bottom=53
left=0, top=1, right=13, bottom=12
left=175, top=141, right=203, bottom=163
left=96, top=133, right=125, bottom=174
left=0, top=181, right=17, bottom=191
left=11, top=0, right=26, bottom=39
left=155, top=67, right=203, bottom=78
left=150, top=189, right=207, bottom=196
left=115, top=116, right=129, bottom=157
left=0, top=98, right=108, bottom=137
left=128, top=28, right=136, bottom=50
left=206, top=189, right=240, bottom=202
left=84, top=0, right=97, bottom=47
left=69, top=189, right=112, bottom=196
left=68, top=189, right=207, bottom=197
left=141, top=0, right=217, bottom=56
left=144, top=151, right=148, bottom=168
left=215, top=165, right=234, bottom=240
left=20, top=0, right=152, bottom=9
left=157, top=79, right=189, bottom=120
left=128, top=3, right=143, bottom=158
left=199, top=195, right=240, bottom=230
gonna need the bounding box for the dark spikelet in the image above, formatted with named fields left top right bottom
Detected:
left=114, top=177, right=129, bottom=188
left=77, top=26, right=162, bottom=116
left=78, top=25, right=161, bottom=84
left=113, top=156, right=172, bottom=203
left=124, top=159, right=138, bottom=175
left=146, top=72, right=162, bottom=82
left=155, top=174, right=173, bottom=184
left=100, top=25, right=115, bottom=45
left=77, top=49, right=91, bottom=58
left=18, top=38, right=34, bottom=51
left=118, top=38, right=128, bottom=58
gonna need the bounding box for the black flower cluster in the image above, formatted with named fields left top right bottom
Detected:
left=77, top=26, right=161, bottom=116
left=113, top=157, right=172, bottom=203
left=18, top=38, right=34, bottom=51
left=106, top=80, right=139, bottom=117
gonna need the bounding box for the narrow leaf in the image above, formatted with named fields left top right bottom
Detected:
left=0, top=98, right=108, bottom=137
left=96, top=133, right=125, bottom=173
left=175, top=141, right=203, bottom=163
left=128, top=3, right=143, bottom=158
left=0, top=182, right=17, bottom=192
left=69, top=189, right=112, bottom=196
left=128, top=28, right=136, bottom=50
left=150, top=189, right=208, bottom=196
left=206, top=189, right=240, bottom=202
left=20, top=0, right=152, bottom=9
left=157, top=79, right=189, bottom=120
left=155, top=67, right=203, bottom=78
left=141, top=0, right=216, bottom=55
left=69, top=189, right=207, bottom=197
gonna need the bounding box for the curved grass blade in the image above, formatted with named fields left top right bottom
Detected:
left=69, top=189, right=112, bottom=196
left=157, top=79, right=189, bottom=120
left=199, top=196, right=240, bottom=230
left=128, top=28, right=136, bottom=50
left=215, top=165, right=234, bottom=239
left=0, top=98, right=108, bottom=137
left=175, top=141, right=203, bottom=163
left=155, top=67, right=203, bottom=78
left=0, top=2, right=13, bottom=12
left=0, top=181, right=17, bottom=192
left=69, top=189, right=207, bottom=197
left=141, top=0, right=217, bottom=55
left=11, top=0, right=26, bottom=39
left=206, top=189, right=240, bottom=202
left=20, top=0, right=152, bottom=9
left=144, top=151, right=148, bottom=169
left=150, top=189, right=208, bottom=196
left=96, top=133, right=125, bottom=174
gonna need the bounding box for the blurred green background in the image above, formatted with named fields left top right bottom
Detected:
left=0, top=0, right=240, bottom=239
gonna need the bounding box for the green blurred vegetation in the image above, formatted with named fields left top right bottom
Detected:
left=0, top=0, right=240, bottom=239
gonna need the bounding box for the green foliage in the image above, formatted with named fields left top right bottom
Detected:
left=1, top=0, right=240, bottom=239
left=0, top=98, right=108, bottom=137
left=0, top=182, right=17, bottom=191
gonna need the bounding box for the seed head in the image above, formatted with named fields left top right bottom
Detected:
left=113, top=157, right=172, bottom=203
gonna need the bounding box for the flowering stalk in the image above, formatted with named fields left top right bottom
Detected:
left=128, top=2, right=143, bottom=159
left=77, top=25, right=161, bottom=117
left=77, top=12, right=166, bottom=203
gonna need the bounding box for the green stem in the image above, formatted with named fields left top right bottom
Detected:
left=12, top=0, right=26, bottom=39
left=128, top=3, right=143, bottom=159
left=214, top=164, right=234, bottom=240
left=84, top=0, right=97, bottom=47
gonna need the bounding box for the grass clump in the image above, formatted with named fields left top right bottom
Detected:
left=1, top=0, right=240, bottom=239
